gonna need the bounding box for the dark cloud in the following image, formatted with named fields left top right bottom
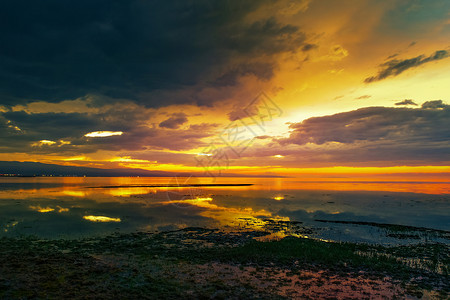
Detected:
left=103, top=124, right=215, bottom=152
left=364, top=50, right=449, bottom=83
left=281, top=103, right=450, bottom=145
left=227, top=100, right=264, bottom=121
left=255, top=135, right=272, bottom=140
left=188, top=123, right=220, bottom=131
left=301, top=43, right=318, bottom=52
left=227, top=107, right=249, bottom=121
left=395, top=99, right=417, bottom=106
left=159, top=113, right=188, bottom=129
left=386, top=53, right=399, bottom=60
left=421, top=100, right=447, bottom=109
left=0, top=108, right=217, bottom=154
left=355, top=95, right=371, bottom=100
left=0, top=0, right=307, bottom=107
left=2, top=111, right=101, bottom=139
left=270, top=102, right=450, bottom=165
left=213, top=62, right=274, bottom=87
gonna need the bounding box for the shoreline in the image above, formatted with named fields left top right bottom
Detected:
left=1, top=227, right=448, bottom=299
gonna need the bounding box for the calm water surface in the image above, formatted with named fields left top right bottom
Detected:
left=0, top=177, right=449, bottom=244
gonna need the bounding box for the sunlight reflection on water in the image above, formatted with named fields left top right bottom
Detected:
left=0, top=177, right=448, bottom=243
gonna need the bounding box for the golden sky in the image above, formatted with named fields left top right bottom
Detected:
left=0, top=0, right=449, bottom=179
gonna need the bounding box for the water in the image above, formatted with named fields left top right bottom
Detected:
left=0, top=177, right=449, bottom=244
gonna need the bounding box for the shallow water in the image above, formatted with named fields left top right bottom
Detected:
left=0, top=177, right=449, bottom=244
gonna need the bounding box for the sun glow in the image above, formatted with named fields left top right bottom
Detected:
left=32, top=140, right=56, bottom=146
left=84, top=131, right=123, bottom=138
left=109, top=156, right=154, bottom=163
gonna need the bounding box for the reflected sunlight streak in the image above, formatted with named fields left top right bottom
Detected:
left=83, top=215, right=121, bottom=222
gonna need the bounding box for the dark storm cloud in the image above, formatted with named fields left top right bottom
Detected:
left=395, top=99, right=417, bottom=106
left=270, top=102, right=450, bottom=165
left=364, top=50, right=449, bottom=83
left=0, top=0, right=307, bottom=106
left=0, top=108, right=218, bottom=154
left=159, top=113, right=188, bottom=129
left=280, top=103, right=450, bottom=145
left=2, top=111, right=101, bottom=140
left=0, top=110, right=120, bottom=154
left=212, top=62, right=274, bottom=87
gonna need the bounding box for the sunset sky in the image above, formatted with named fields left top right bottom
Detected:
left=1, top=0, right=449, bottom=179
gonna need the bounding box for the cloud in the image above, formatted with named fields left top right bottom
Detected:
left=0, top=106, right=218, bottom=155
left=212, top=62, right=274, bottom=87
left=330, top=45, right=349, bottom=59
left=365, top=50, right=450, bottom=83
left=315, top=45, right=349, bottom=62
left=255, top=135, right=272, bottom=140
left=280, top=103, right=450, bottom=145
left=355, top=95, right=371, bottom=100
left=301, top=43, right=318, bottom=52
left=0, top=0, right=309, bottom=107
left=386, top=53, right=399, bottom=60
left=421, top=100, right=447, bottom=109
left=2, top=111, right=101, bottom=139
left=395, top=99, right=417, bottom=106
left=188, top=123, right=220, bottom=131
left=270, top=102, right=450, bottom=165
left=159, top=113, right=188, bottom=129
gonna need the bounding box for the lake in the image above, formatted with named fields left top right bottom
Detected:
left=0, top=177, right=449, bottom=245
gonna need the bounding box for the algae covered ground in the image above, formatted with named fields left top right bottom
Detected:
left=0, top=227, right=449, bottom=299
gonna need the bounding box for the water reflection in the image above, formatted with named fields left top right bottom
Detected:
left=83, top=215, right=121, bottom=222
left=0, top=177, right=448, bottom=243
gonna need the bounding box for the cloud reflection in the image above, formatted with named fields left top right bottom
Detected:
left=83, top=215, right=121, bottom=222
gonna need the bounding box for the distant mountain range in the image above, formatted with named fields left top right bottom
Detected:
left=0, top=161, right=284, bottom=177
left=0, top=161, right=178, bottom=177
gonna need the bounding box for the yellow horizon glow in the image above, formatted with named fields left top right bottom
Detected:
left=1, top=151, right=449, bottom=182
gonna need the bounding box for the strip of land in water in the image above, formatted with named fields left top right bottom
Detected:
left=315, top=219, right=450, bottom=235
left=87, top=183, right=254, bottom=188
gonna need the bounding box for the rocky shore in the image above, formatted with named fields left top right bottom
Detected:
left=0, top=227, right=449, bottom=299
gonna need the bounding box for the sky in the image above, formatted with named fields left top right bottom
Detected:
left=1, top=0, right=449, bottom=179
